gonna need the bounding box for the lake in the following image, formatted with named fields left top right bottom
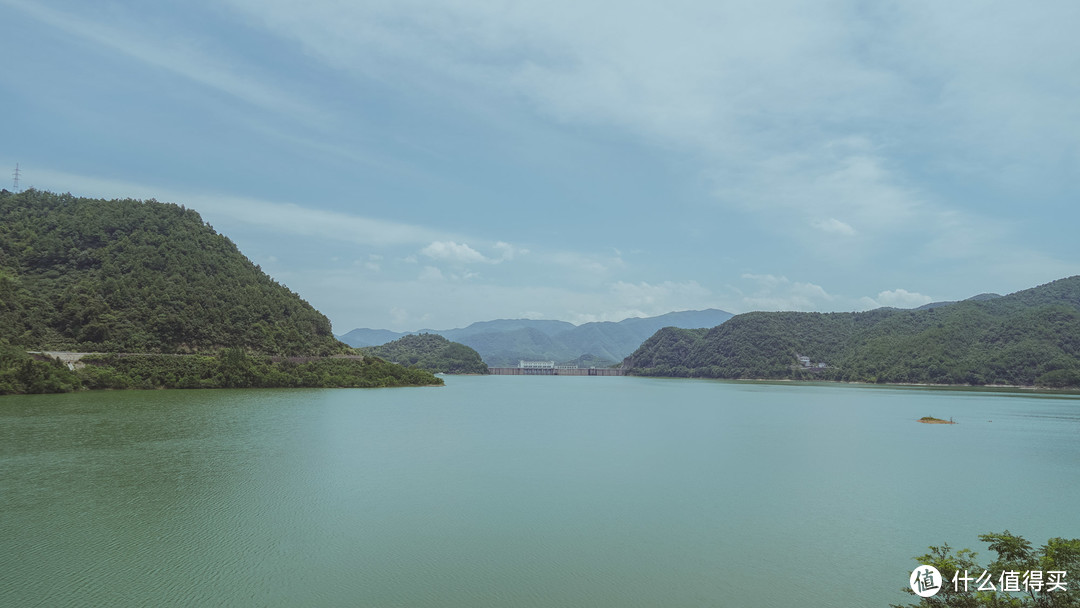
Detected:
left=2, top=376, right=1078, bottom=607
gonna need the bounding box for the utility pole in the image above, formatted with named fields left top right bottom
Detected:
left=12, top=163, right=20, bottom=192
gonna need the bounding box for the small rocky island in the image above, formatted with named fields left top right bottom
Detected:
left=918, top=416, right=957, bottom=424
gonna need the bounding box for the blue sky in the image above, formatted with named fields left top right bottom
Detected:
left=3, top=0, right=1078, bottom=332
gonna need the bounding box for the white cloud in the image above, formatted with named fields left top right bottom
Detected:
left=861, top=289, right=934, bottom=310
left=418, top=240, right=527, bottom=264
left=493, top=241, right=528, bottom=261
left=203, top=196, right=451, bottom=247
left=420, top=241, right=488, bottom=264
left=741, top=273, right=788, bottom=288
left=718, top=139, right=927, bottom=238
left=737, top=274, right=834, bottom=312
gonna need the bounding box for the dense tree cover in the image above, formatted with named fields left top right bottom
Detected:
left=893, top=531, right=1080, bottom=607
left=0, top=189, right=344, bottom=355
left=623, top=277, right=1080, bottom=388
left=0, top=189, right=444, bottom=393
left=620, top=327, right=710, bottom=377
left=0, top=346, right=440, bottom=394
left=362, top=333, right=488, bottom=374
left=79, top=350, right=440, bottom=390
left=0, top=342, right=81, bottom=394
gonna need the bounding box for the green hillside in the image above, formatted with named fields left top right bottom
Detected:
left=0, top=189, right=440, bottom=394
left=362, top=334, right=488, bottom=374
left=0, top=189, right=341, bottom=355
left=623, top=277, right=1080, bottom=388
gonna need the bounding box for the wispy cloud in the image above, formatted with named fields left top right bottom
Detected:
left=3, top=0, right=317, bottom=121
left=24, top=167, right=457, bottom=247
left=493, top=241, right=527, bottom=261
left=419, top=240, right=527, bottom=264
left=420, top=241, right=488, bottom=264
left=811, top=218, right=856, bottom=236
left=222, top=0, right=1079, bottom=281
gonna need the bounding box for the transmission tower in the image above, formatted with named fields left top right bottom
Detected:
left=12, top=163, right=20, bottom=192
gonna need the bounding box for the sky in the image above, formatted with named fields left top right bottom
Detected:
left=2, top=0, right=1078, bottom=333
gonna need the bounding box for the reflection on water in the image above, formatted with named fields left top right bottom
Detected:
left=2, top=379, right=1078, bottom=607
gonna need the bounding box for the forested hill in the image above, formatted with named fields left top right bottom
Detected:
left=362, top=334, right=488, bottom=374
left=623, top=276, right=1080, bottom=388
left=0, top=189, right=343, bottom=355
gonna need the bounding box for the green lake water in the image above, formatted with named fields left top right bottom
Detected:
left=2, top=376, right=1079, bottom=607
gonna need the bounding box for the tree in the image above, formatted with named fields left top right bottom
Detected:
left=893, top=531, right=1080, bottom=607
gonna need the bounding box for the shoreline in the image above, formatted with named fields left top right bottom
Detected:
left=624, top=373, right=1080, bottom=394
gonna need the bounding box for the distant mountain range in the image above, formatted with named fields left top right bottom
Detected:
left=623, top=277, right=1080, bottom=388
left=339, top=309, right=735, bottom=366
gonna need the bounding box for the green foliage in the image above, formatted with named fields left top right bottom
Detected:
left=0, top=348, right=442, bottom=393
left=620, top=327, right=709, bottom=377
left=0, top=343, right=80, bottom=395
left=624, top=277, right=1080, bottom=387
left=894, top=531, right=1080, bottom=607
left=0, top=189, right=344, bottom=355
left=0, top=189, right=445, bottom=393
left=362, top=333, right=488, bottom=374
left=76, top=352, right=442, bottom=389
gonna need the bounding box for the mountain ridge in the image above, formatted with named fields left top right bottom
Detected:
left=339, top=309, right=735, bottom=366
left=622, top=277, right=1080, bottom=388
